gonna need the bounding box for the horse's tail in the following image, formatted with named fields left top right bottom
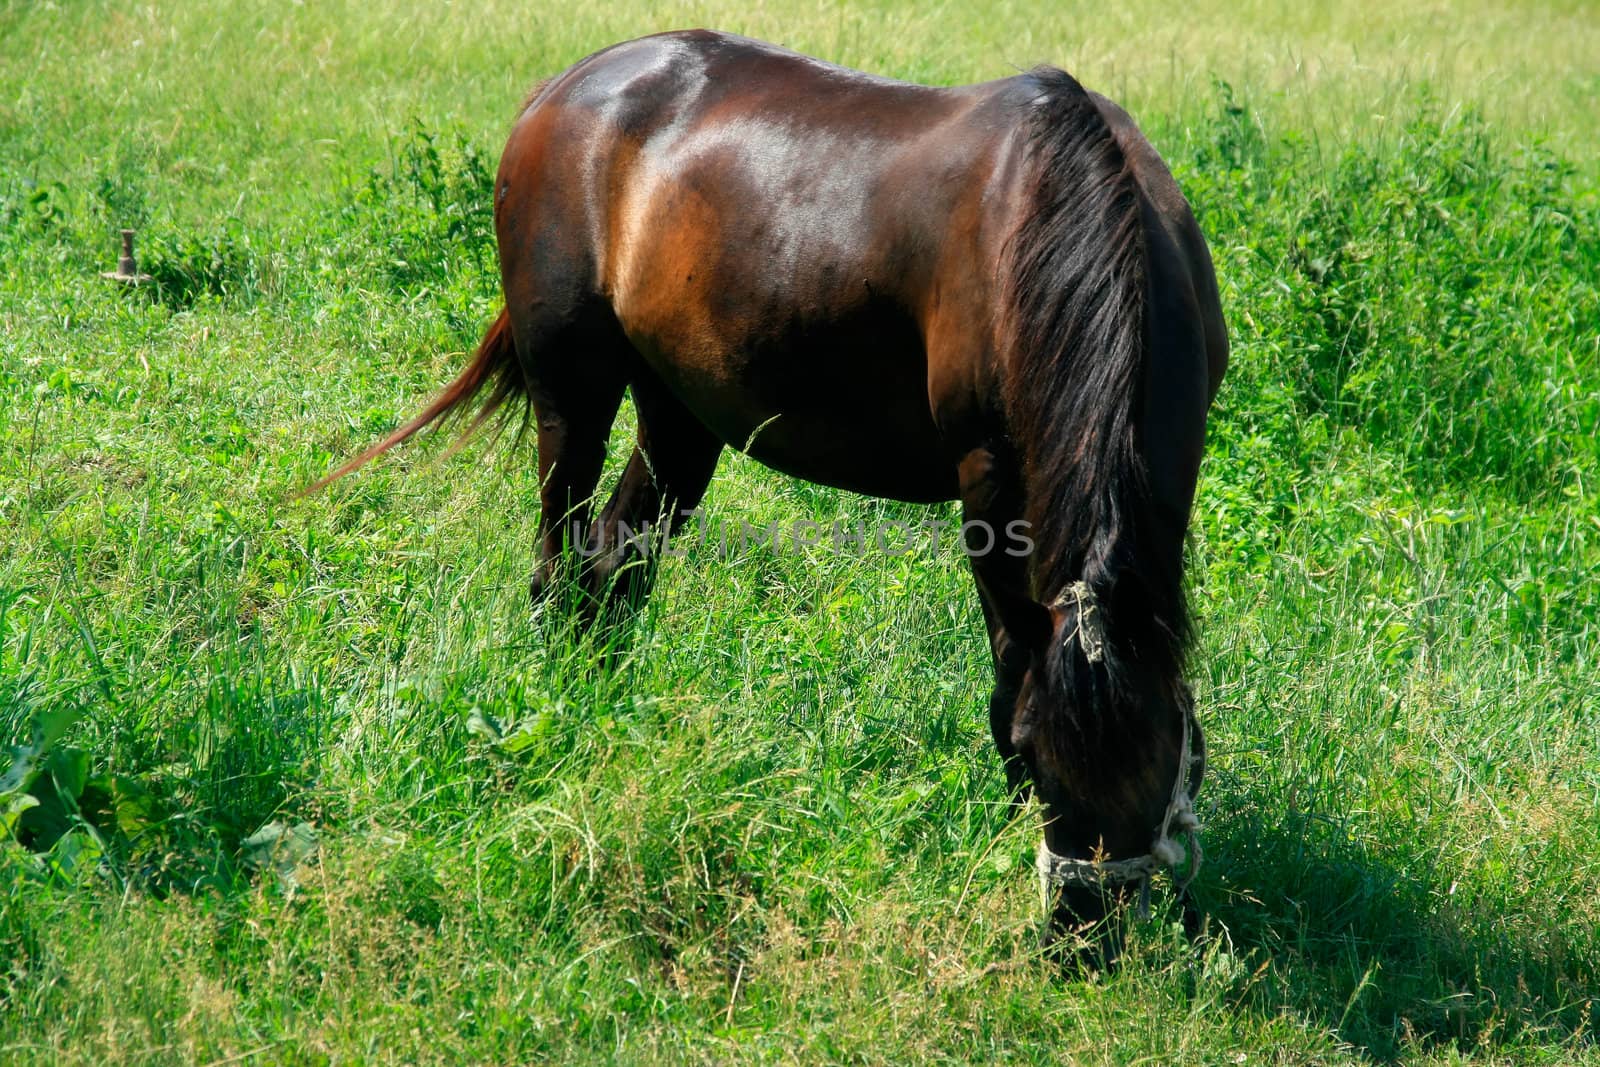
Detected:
left=298, top=308, right=525, bottom=495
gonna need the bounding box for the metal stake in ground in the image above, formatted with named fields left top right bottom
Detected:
left=102, top=228, right=152, bottom=285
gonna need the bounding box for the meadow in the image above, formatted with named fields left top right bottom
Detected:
left=2, top=0, right=1597, bottom=1062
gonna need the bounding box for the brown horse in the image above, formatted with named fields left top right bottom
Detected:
left=316, top=29, right=1228, bottom=946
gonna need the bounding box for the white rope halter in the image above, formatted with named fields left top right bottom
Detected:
left=1037, top=581, right=1203, bottom=919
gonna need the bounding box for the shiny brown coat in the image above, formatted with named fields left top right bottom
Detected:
left=320, top=29, right=1228, bottom=942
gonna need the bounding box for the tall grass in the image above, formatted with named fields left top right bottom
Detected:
left=2, top=1, right=1597, bottom=1063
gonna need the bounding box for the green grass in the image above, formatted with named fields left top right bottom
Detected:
left=3, top=1, right=1598, bottom=1062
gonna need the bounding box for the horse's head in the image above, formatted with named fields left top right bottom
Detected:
left=1006, top=576, right=1204, bottom=957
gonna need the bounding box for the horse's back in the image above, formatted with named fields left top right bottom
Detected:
left=514, top=29, right=1011, bottom=318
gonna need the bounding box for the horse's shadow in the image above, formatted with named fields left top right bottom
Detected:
left=1188, top=792, right=1597, bottom=1060
left=564, top=592, right=1595, bottom=1061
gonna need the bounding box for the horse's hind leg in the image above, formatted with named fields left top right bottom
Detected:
left=584, top=373, right=723, bottom=616
left=519, top=322, right=630, bottom=607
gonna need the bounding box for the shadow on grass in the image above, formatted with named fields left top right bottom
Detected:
left=1193, top=801, right=1598, bottom=1061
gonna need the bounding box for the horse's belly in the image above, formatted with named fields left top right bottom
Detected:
left=737, top=410, right=957, bottom=504
left=629, top=320, right=958, bottom=504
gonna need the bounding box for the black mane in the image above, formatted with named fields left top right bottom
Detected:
left=998, top=68, right=1190, bottom=751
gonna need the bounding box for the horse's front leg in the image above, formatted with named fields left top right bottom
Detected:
left=976, top=587, right=1031, bottom=803
left=957, top=446, right=1050, bottom=805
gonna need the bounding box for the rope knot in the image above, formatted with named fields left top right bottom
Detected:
left=1149, top=836, right=1185, bottom=867
left=1051, top=580, right=1106, bottom=664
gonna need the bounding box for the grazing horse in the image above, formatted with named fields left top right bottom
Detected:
left=316, top=29, right=1228, bottom=945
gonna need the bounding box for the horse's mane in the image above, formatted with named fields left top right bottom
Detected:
left=998, top=68, right=1189, bottom=748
